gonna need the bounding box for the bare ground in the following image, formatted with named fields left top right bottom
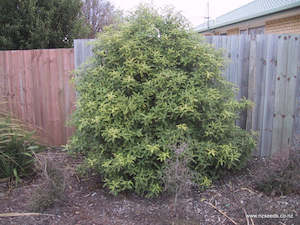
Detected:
left=0, top=148, right=299, bottom=225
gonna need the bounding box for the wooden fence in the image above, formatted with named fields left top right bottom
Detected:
left=1, top=35, right=300, bottom=157
left=0, top=49, right=75, bottom=146
left=75, top=35, right=300, bottom=156
left=206, top=35, right=300, bottom=156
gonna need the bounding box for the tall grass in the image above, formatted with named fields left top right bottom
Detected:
left=0, top=101, right=38, bottom=179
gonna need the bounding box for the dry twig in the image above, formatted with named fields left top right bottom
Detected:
left=241, top=187, right=256, bottom=194
left=250, top=217, right=255, bottom=225
left=243, top=208, right=250, bottom=225
left=205, top=201, right=238, bottom=225
left=75, top=174, right=81, bottom=183
left=0, top=213, right=55, bottom=217
left=0, top=178, right=10, bottom=183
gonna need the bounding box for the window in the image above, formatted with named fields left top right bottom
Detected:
left=248, top=26, right=264, bottom=39
left=240, top=29, right=247, bottom=35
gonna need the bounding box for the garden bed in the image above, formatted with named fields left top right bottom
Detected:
left=0, top=148, right=299, bottom=225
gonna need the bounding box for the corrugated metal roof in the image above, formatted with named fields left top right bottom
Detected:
left=195, top=0, right=300, bottom=32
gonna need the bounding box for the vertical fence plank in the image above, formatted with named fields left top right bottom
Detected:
left=33, top=50, right=43, bottom=140
left=228, top=36, right=235, bottom=84
left=271, top=35, right=289, bottom=155
left=17, top=51, right=26, bottom=121
left=239, top=35, right=251, bottom=129
left=217, top=35, right=223, bottom=49
left=20, top=51, right=28, bottom=123
left=232, top=35, right=239, bottom=89
left=260, top=35, right=278, bottom=156
left=0, top=52, right=3, bottom=99
left=56, top=49, right=64, bottom=145
left=9, top=51, right=17, bottom=117
left=0, top=52, right=7, bottom=105
left=63, top=49, right=72, bottom=140
left=205, top=36, right=212, bottom=44
left=74, top=39, right=94, bottom=69
left=237, top=35, right=244, bottom=100
left=255, top=35, right=268, bottom=154
left=212, top=36, right=218, bottom=48
left=15, top=50, right=22, bottom=119
left=253, top=35, right=262, bottom=132
left=223, top=36, right=231, bottom=81
left=293, top=35, right=300, bottom=146
left=58, top=49, right=70, bottom=146
left=23, top=50, right=34, bottom=125
left=5, top=51, right=12, bottom=113
left=49, top=50, right=60, bottom=145
left=66, top=48, right=76, bottom=141
left=31, top=50, right=40, bottom=127
left=282, top=35, right=299, bottom=149
left=246, top=39, right=257, bottom=131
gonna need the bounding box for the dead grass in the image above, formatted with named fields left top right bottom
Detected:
left=29, top=153, right=66, bottom=212
left=253, top=148, right=300, bottom=196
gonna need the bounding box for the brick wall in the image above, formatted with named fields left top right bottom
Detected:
left=266, top=15, right=300, bottom=34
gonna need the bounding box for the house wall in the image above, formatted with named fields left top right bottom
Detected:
left=266, top=14, right=300, bottom=34
left=200, top=8, right=300, bottom=36
left=226, top=28, right=239, bottom=35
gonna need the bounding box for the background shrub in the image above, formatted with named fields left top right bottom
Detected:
left=68, top=5, right=256, bottom=197
left=0, top=0, right=90, bottom=50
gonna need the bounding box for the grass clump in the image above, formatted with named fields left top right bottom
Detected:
left=0, top=102, right=38, bottom=180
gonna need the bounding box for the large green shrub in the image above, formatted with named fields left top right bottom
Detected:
left=69, top=6, right=256, bottom=197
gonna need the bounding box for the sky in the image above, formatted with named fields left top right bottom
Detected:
left=110, top=0, right=254, bottom=27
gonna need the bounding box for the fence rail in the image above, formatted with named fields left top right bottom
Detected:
left=1, top=35, right=299, bottom=157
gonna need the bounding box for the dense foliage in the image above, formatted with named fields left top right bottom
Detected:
left=0, top=0, right=89, bottom=50
left=69, top=6, right=256, bottom=197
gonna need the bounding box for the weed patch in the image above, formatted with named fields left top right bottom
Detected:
left=253, top=148, right=300, bottom=196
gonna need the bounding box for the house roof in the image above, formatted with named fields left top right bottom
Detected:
left=195, top=0, right=300, bottom=32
